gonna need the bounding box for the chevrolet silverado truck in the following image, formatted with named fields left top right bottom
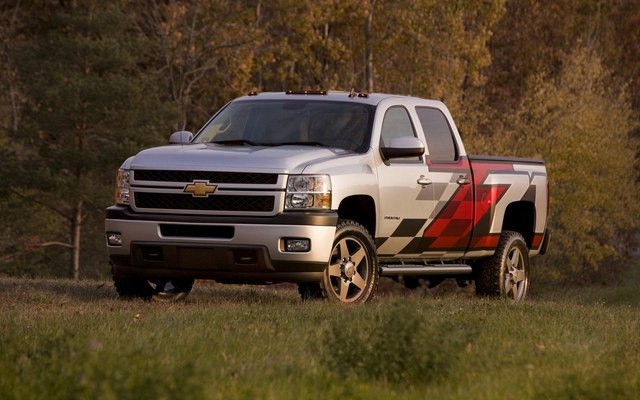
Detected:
left=105, top=90, right=549, bottom=303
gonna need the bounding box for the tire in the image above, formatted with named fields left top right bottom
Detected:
left=113, top=275, right=194, bottom=302
left=475, top=230, right=530, bottom=301
left=320, top=220, right=379, bottom=303
left=297, top=282, right=323, bottom=301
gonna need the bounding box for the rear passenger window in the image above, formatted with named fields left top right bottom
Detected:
left=415, top=107, right=457, bottom=162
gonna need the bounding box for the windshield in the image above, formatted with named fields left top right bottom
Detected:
left=193, top=100, right=375, bottom=153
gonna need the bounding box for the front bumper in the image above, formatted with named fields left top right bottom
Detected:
left=105, top=206, right=337, bottom=283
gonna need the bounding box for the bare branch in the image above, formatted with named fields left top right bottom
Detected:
left=40, top=241, right=74, bottom=249
left=0, top=241, right=73, bottom=264
left=8, top=188, right=72, bottom=222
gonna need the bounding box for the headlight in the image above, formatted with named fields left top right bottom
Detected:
left=285, top=175, right=331, bottom=210
left=115, top=168, right=131, bottom=205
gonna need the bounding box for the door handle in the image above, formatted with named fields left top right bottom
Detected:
left=457, top=176, right=471, bottom=185
left=417, top=175, right=432, bottom=187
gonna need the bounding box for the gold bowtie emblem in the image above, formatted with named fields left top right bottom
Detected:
left=184, top=181, right=217, bottom=197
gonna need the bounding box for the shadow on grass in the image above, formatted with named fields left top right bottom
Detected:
left=0, top=277, right=116, bottom=304
left=0, top=277, right=306, bottom=306
left=2, top=256, right=639, bottom=307
left=0, top=274, right=479, bottom=306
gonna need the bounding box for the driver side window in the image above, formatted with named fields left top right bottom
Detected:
left=380, top=106, right=420, bottom=162
left=380, top=107, right=416, bottom=147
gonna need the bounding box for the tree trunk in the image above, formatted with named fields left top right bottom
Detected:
left=2, top=0, right=22, bottom=133
left=364, top=0, right=376, bottom=92
left=70, top=201, right=83, bottom=279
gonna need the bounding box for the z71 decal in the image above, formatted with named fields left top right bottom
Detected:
left=376, top=159, right=547, bottom=259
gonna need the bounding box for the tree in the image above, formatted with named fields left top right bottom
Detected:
left=0, top=0, right=23, bottom=136
left=12, top=4, right=174, bottom=278
left=606, top=1, right=640, bottom=111
left=484, top=0, right=587, bottom=114
left=493, top=47, right=640, bottom=283
left=252, top=0, right=368, bottom=92
left=364, top=0, right=375, bottom=92
left=135, top=0, right=260, bottom=131
left=371, top=0, right=505, bottom=137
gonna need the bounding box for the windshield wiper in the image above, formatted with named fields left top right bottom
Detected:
left=210, top=139, right=262, bottom=146
left=210, top=140, right=329, bottom=147
left=275, top=141, right=328, bottom=147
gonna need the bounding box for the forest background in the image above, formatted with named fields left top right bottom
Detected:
left=0, top=0, right=638, bottom=285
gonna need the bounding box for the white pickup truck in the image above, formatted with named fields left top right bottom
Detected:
left=105, top=90, right=549, bottom=303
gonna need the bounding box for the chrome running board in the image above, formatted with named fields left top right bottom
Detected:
left=379, top=264, right=472, bottom=276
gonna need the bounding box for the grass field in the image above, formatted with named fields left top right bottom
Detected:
left=1, top=260, right=639, bottom=400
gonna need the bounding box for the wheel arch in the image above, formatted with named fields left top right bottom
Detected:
left=501, top=201, right=536, bottom=248
left=337, top=195, right=376, bottom=237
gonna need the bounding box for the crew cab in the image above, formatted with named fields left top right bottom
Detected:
left=105, top=90, right=549, bottom=303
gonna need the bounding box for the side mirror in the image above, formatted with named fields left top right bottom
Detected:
left=380, top=136, right=425, bottom=159
left=169, top=131, right=193, bottom=144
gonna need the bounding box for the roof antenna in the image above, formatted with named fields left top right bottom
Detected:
left=349, top=87, right=356, bottom=98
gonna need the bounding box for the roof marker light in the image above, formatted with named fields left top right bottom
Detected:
left=285, top=90, right=327, bottom=95
left=348, top=88, right=369, bottom=98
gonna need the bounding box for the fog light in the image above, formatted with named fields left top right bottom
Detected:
left=107, top=232, right=123, bottom=246
left=285, top=238, right=310, bottom=252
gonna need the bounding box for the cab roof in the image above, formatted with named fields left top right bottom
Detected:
left=233, top=90, right=420, bottom=107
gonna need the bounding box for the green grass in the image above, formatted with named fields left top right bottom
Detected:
left=1, top=260, right=640, bottom=399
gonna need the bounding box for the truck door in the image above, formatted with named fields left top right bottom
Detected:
left=375, top=106, right=437, bottom=259
left=414, top=106, right=473, bottom=260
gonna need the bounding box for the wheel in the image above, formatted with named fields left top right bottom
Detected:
left=475, top=230, right=530, bottom=301
left=320, top=220, right=379, bottom=303
left=297, top=282, right=323, bottom=301
left=113, top=275, right=194, bottom=301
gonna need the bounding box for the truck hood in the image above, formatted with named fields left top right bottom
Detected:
left=127, top=143, right=354, bottom=174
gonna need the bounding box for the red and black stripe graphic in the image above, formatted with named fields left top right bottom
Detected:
left=375, top=157, right=545, bottom=258
left=415, top=158, right=474, bottom=252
